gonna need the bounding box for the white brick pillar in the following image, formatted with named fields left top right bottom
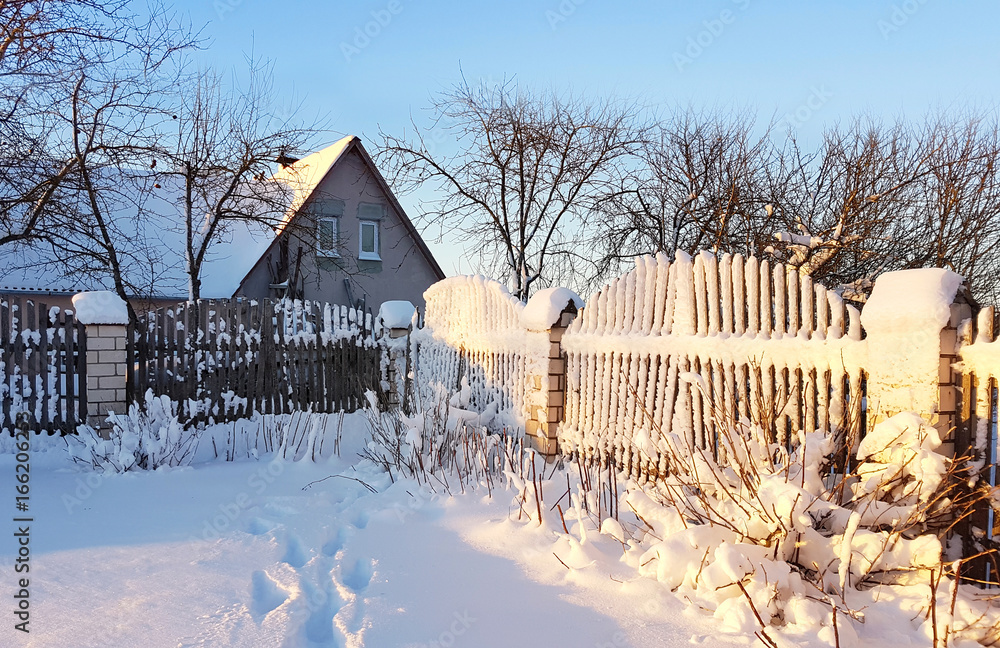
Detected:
left=522, top=289, right=582, bottom=458
left=72, top=291, right=130, bottom=430
left=860, top=268, right=965, bottom=440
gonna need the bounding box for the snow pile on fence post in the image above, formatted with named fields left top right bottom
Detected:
left=861, top=268, right=963, bottom=425
left=377, top=300, right=416, bottom=334
left=71, top=291, right=129, bottom=325
left=520, top=287, right=583, bottom=331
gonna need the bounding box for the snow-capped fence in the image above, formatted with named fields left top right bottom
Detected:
left=415, top=276, right=550, bottom=422
left=1, top=297, right=88, bottom=433
left=558, top=251, right=869, bottom=476
left=954, top=304, right=1000, bottom=572
left=415, top=252, right=984, bottom=490
left=129, top=298, right=381, bottom=423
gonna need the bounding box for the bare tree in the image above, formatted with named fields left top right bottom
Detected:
left=908, top=113, right=1000, bottom=303
left=0, top=0, right=193, bottom=248
left=763, top=118, right=927, bottom=292
left=594, top=108, right=774, bottom=281
left=377, top=80, right=642, bottom=300
left=154, top=65, right=320, bottom=301
left=594, top=109, right=1000, bottom=303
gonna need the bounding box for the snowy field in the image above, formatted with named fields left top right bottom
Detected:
left=0, top=415, right=740, bottom=648
left=0, top=412, right=996, bottom=647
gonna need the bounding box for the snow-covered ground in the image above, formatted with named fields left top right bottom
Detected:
left=1, top=412, right=996, bottom=647
left=0, top=416, right=740, bottom=648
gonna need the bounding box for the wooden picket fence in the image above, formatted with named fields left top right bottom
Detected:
left=954, top=306, right=1000, bottom=581
left=1, top=296, right=87, bottom=433
left=417, top=276, right=548, bottom=419
left=559, top=251, right=868, bottom=478
left=129, top=298, right=381, bottom=423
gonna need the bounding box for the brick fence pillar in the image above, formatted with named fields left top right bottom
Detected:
left=860, top=268, right=967, bottom=443
left=378, top=300, right=416, bottom=413
left=72, top=291, right=129, bottom=431
left=524, top=296, right=579, bottom=458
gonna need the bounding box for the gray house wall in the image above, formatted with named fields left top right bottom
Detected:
left=235, top=144, right=443, bottom=310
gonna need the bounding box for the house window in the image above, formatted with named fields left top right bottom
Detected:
left=359, top=220, right=380, bottom=260
left=314, top=199, right=344, bottom=257
left=357, top=203, right=384, bottom=261
left=317, top=218, right=339, bottom=257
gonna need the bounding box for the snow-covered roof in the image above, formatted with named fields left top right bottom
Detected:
left=0, top=137, right=358, bottom=300
left=271, top=135, right=355, bottom=229
left=0, top=181, right=276, bottom=299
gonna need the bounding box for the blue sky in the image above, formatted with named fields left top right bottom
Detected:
left=176, top=0, right=1000, bottom=274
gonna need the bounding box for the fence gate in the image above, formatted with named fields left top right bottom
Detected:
left=1, top=296, right=88, bottom=433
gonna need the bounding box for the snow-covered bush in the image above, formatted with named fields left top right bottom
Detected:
left=203, top=410, right=344, bottom=463
left=66, top=392, right=200, bottom=472
left=625, top=398, right=1000, bottom=646
left=360, top=388, right=524, bottom=493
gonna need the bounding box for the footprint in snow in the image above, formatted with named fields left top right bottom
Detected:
left=350, top=510, right=369, bottom=530
left=245, top=517, right=276, bottom=536
left=250, top=570, right=288, bottom=619
left=281, top=534, right=310, bottom=568
left=341, top=557, right=374, bottom=594
left=322, top=529, right=347, bottom=557
left=302, top=574, right=345, bottom=646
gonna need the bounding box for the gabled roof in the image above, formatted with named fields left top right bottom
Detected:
left=233, top=136, right=445, bottom=294
left=271, top=135, right=356, bottom=227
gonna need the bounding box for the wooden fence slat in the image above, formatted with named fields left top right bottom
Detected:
left=720, top=254, right=733, bottom=336
left=76, top=317, right=87, bottom=425
left=773, top=263, right=786, bottom=338
left=759, top=259, right=772, bottom=337
left=12, top=297, right=24, bottom=428
left=1, top=298, right=9, bottom=429
left=39, top=302, right=49, bottom=430
left=25, top=300, right=37, bottom=427
left=787, top=266, right=799, bottom=335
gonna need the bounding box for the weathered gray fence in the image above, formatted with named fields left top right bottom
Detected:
left=1, top=297, right=87, bottom=433
left=129, top=298, right=381, bottom=423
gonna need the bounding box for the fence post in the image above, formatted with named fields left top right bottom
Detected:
left=378, top=301, right=416, bottom=412
left=524, top=299, right=579, bottom=458
left=860, top=268, right=967, bottom=444
left=72, top=292, right=130, bottom=432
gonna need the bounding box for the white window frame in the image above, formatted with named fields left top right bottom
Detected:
left=316, top=216, right=339, bottom=257
left=358, top=219, right=380, bottom=261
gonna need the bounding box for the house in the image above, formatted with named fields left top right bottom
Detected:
left=0, top=135, right=445, bottom=314
left=234, top=135, right=445, bottom=309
